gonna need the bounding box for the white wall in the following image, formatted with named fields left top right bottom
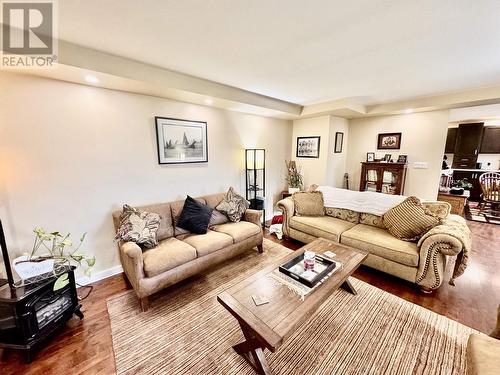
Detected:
left=346, top=110, right=449, bottom=200
left=0, top=72, right=292, bottom=278
left=291, top=116, right=330, bottom=187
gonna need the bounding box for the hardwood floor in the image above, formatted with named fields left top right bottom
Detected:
left=2, top=220, right=499, bottom=374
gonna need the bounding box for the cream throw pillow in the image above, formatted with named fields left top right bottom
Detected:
left=383, top=196, right=441, bottom=242
left=293, top=191, right=325, bottom=216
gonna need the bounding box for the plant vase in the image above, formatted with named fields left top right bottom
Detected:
left=288, top=187, right=300, bottom=194
left=13, top=255, right=55, bottom=281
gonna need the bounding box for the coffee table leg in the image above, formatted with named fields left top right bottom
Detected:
left=233, top=322, right=272, bottom=375
left=341, top=278, right=357, bottom=295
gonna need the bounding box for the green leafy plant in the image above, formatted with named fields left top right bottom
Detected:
left=452, top=178, right=473, bottom=190
left=23, top=228, right=95, bottom=290
left=285, top=160, right=303, bottom=189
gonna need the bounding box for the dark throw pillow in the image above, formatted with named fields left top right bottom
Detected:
left=115, top=205, right=161, bottom=249
left=178, top=196, right=214, bottom=234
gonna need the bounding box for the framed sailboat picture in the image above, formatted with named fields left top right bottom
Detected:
left=155, top=117, right=208, bottom=164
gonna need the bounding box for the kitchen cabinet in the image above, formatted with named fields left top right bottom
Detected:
left=480, top=127, right=500, bottom=154
left=445, top=128, right=457, bottom=153
left=452, top=123, right=484, bottom=169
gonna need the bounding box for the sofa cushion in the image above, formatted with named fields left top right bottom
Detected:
left=177, top=196, right=213, bottom=234
left=325, top=207, right=359, bottom=223
left=467, top=333, right=500, bottom=375
left=293, top=191, right=325, bottom=216
left=201, top=193, right=226, bottom=209
left=183, top=230, right=233, bottom=257
left=143, top=237, right=197, bottom=277
left=289, top=216, right=356, bottom=242
left=383, top=196, right=441, bottom=241
left=359, top=213, right=385, bottom=229
left=212, top=221, right=261, bottom=242
left=115, top=205, right=161, bottom=249
left=171, top=197, right=206, bottom=236
left=422, top=201, right=451, bottom=220
left=341, top=224, right=419, bottom=267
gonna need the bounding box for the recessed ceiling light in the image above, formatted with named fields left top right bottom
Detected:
left=204, top=98, right=213, bottom=105
left=85, top=75, right=99, bottom=84
left=404, top=108, right=413, bottom=114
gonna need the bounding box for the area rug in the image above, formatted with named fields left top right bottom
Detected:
left=107, top=239, right=476, bottom=375
left=465, top=201, right=500, bottom=225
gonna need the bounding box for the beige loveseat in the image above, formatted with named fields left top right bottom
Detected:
left=277, top=195, right=471, bottom=292
left=112, top=192, right=263, bottom=311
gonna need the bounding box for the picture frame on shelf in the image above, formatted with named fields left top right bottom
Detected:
left=377, top=132, right=402, bottom=150
left=155, top=117, right=208, bottom=164
left=334, top=132, right=343, bottom=153
left=366, top=152, right=375, bottom=162
left=397, top=154, right=408, bottom=163
left=384, top=154, right=392, bottom=162
left=296, top=136, right=320, bottom=158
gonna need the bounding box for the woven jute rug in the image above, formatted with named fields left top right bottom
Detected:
left=107, top=239, right=475, bottom=375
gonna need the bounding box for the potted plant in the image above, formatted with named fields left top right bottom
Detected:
left=285, top=160, right=303, bottom=194
left=450, top=178, right=473, bottom=195
left=13, top=228, right=95, bottom=290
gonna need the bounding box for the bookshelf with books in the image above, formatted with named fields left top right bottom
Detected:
left=359, top=162, right=407, bottom=195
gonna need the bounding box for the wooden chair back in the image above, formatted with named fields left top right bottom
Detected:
left=479, top=172, right=500, bottom=202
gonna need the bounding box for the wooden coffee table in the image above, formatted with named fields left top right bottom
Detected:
left=217, top=238, right=368, bottom=374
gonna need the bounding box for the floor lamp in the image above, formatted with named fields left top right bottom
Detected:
left=0, top=218, right=14, bottom=287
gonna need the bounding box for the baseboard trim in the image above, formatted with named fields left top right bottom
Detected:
left=77, top=265, right=123, bottom=286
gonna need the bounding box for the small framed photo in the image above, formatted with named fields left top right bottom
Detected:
left=366, top=152, right=375, bottom=162
left=296, top=136, right=320, bottom=158
left=377, top=132, right=402, bottom=150
left=334, top=132, right=343, bottom=153
left=397, top=155, right=408, bottom=163
left=384, top=154, right=392, bottom=162
left=155, top=117, right=208, bottom=164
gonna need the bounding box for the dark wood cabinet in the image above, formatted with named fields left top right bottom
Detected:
left=359, top=162, right=407, bottom=195
left=452, top=123, right=484, bottom=168
left=480, top=127, right=500, bottom=154
left=445, top=128, right=458, bottom=153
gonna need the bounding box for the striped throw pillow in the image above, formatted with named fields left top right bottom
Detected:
left=383, top=196, right=441, bottom=242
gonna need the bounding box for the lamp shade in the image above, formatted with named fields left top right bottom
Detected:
left=246, top=149, right=265, bottom=170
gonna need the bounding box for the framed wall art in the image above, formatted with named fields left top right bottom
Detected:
left=155, top=117, right=208, bottom=164
left=334, top=132, right=344, bottom=153
left=296, top=136, right=320, bottom=158
left=377, top=132, right=402, bottom=150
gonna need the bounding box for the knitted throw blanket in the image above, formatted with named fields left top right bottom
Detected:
left=417, top=217, right=472, bottom=285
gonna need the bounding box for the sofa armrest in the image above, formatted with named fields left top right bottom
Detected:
left=276, top=197, right=295, bottom=236
left=119, top=241, right=145, bottom=292
left=243, top=209, right=263, bottom=227
left=416, top=216, right=471, bottom=290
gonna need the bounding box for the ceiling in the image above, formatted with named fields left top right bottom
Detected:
left=58, top=0, right=500, bottom=106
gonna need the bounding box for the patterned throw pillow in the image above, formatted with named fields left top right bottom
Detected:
left=383, top=196, right=441, bottom=242
left=215, top=187, right=250, bottom=222
left=115, top=205, right=161, bottom=248
left=325, top=207, right=359, bottom=223
left=293, top=191, right=325, bottom=216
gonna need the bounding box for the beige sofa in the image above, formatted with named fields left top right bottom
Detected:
left=277, top=196, right=470, bottom=292
left=112, top=192, right=263, bottom=311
